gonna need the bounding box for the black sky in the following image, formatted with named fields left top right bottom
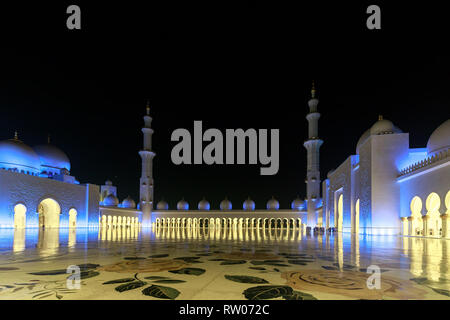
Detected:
left=0, top=1, right=449, bottom=209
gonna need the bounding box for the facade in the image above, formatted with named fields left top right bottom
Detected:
left=322, top=118, right=450, bottom=236
left=2, top=86, right=447, bottom=237
left=0, top=133, right=99, bottom=228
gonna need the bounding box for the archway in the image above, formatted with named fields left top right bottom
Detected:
left=68, top=208, right=77, bottom=228
left=38, top=198, right=61, bottom=228
left=337, top=194, right=343, bottom=232
left=14, top=203, right=27, bottom=229
left=410, top=196, right=423, bottom=236
left=425, top=192, right=441, bottom=237
left=354, top=199, right=360, bottom=234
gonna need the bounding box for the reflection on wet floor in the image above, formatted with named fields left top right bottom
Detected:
left=1, top=225, right=450, bottom=299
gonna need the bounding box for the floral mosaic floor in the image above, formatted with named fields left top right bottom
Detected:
left=1, top=227, right=450, bottom=300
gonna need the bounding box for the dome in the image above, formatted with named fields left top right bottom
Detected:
left=356, top=128, right=370, bottom=152
left=220, top=198, right=232, bottom=210
left=266, top=197, right=280, bottom=210
left=121, top=196, right=136, bottom=209
left=243, top=197, right=255, bottom=211
left=156, top=200, right=168, bottom=210
left=103, top=194, right=119, bottom=206
left=177, top=199, right=189, bottom=210
left=356, top=116, right=403, bottom=154
left=291, top=197, right=305, bottom=210
left=370, top=118, right=396, bottom=135
left=198, top=198, right=210, bottom=210
left=105, top=180, right=113, bottom=186
left=33, top=144, right=71, bottom=173
left=427, top=119, right=450, bottom=155
left=0, top=136, right=41, bottom=174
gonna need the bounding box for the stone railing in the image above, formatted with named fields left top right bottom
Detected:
left=398, top=148, right=449, bottom=177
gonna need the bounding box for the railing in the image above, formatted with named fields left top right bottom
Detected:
left=398, top=148, right=449, bottom=177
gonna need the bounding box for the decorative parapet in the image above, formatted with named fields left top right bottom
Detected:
left=398, top=148, right=449, bottom=177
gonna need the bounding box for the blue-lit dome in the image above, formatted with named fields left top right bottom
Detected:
left=156, top=200, right=169, bottom=210
left=103, top=194, right=119, bottom=206
left=177, top=199, right=189, bottom=210
left=291, top=197, right=305, bottom=211
left=0, top=136, right=41, bottom=175
left=33, top=144, right=71, bottom=174
left=220, top=198, right=232, bottom=210
left=243, top=197, right=255, bottom=211
left=121, top=196, right=136, bottom=209
left=266, top=197, right=280, bottom=210
left=198, top=198, right=210, bottom=210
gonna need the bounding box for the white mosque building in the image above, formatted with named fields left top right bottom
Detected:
left=322, top=117, right=450, bottom=237
left=0, top=88, right=448, bottom=238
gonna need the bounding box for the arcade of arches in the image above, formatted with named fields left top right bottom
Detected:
left=99, top=215, right=141, bottom=228
left=13, top=198, right=78, bottom=229
left=402, top=191, right=450, bottom=238
left=153, top=217, right=303, bottom=230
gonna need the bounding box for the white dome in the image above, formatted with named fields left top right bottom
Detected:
left=33, top=144, right=71, bottom=173
left=266, top=197, right=280, bottom=210
left=370, top=118, right=396, bottom=135
left=243, top=197, right=255, bottom=211
left=357, top=117, right=402, bottom=154
left=121, top=196, right=136, bottom=209
left=0, top=137, right=41, bottom=174
left=103, top=194, right=119, bottom=206
left=291, top=197, right=305, bottom=210
left=156, top=200, right=168, bottom=210
left=427, top=119, right=450, bottom=155
left=198, top=199, right=210, bottom=210
left=177, top=199, right=189, bottom=210
left=220, top=198, right=232, bottom=210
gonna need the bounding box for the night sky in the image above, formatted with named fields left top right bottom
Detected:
left=0, top=2, right=449, bottom=209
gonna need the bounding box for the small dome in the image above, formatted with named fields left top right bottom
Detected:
left=105, top=180, right=113, bottom=186
left=177, top=199, right=189, bottom=210
left=220, top=198, right=232, bottom=210
left=427, top=119, right=450, bottom=156
left=103, top=194, right=119, bottom=206
left=121, top=196, right=136, bottom=209
left=198, top=198, right=210, bottom=210
left=370, top=116, right=401, bottom=135
left=291, top=197, right=305, bottom=210
left=0, top=136, right=41, bottom=174
left=266, top=197, right=280, bottom=210
left=243, top=197, right=255, bottom=211
left=156, top=200, right=168, bottom=210
left=33, top=144, right=71, bottom=173
left=357, top=117, right=402, bottom=154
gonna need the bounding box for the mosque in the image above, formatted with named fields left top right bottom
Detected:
left=0, top=86, right=448, bottom=238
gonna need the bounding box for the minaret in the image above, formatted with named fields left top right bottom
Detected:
left=139, top=102, right=156, bottom=227
left=303, top=82, right=323, bottom=227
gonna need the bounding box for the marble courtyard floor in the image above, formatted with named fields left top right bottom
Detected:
left=0, top=227, right=450, bottom=300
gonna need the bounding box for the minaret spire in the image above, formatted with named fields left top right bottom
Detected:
left=303, top=81, right=324, bottom=228
left=139, top=101, right=156, bottom=227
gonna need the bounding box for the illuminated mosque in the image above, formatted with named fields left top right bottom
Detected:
left=0, top=86, right=449, bottom=239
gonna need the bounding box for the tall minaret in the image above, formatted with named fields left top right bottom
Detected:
left=303, top=82, right=323, bottom=227
left=139, top=102, right=156, bottom=227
